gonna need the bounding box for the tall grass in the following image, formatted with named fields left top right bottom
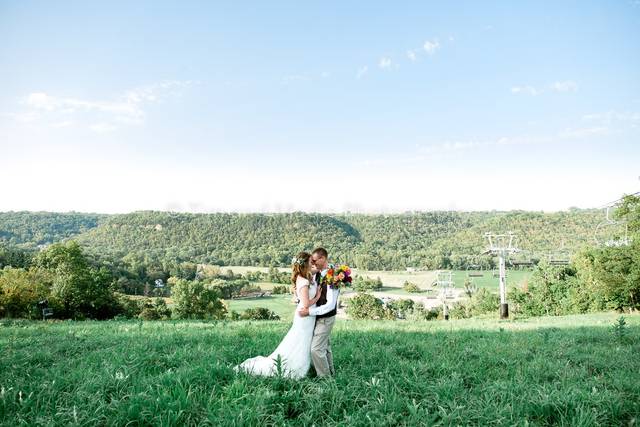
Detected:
left=1, top=313, right=638, bottom=426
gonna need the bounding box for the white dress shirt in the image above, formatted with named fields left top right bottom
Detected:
left=309, top=267, right=340, bottom=316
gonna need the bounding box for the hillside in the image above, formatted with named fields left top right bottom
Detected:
left=0, top=210, right=603, bottom=269
left=0, top=211, right=106, bottom=248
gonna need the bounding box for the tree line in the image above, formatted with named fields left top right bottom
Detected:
left=1, top=209, right=603, bottom=273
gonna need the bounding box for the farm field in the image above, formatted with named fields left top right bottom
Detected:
left=227, top=294, right=297, bottom=321
left=1, top=313, right=638, bottom=426
left=222, top=266, right=533, bottom=291
left=220, top=266, right=532, bottom=289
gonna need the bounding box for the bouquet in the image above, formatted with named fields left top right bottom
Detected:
left=324, top=264, right=353, bottom=289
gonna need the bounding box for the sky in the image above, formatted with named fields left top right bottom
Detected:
left=1, top=0, right=639, bottom=214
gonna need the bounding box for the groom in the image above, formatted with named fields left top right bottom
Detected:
left=298, top=247, right=339, bottom=377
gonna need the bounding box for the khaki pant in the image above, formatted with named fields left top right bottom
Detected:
left=311, top=316, right=336, bottom=377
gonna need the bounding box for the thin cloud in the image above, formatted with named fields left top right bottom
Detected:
left=423, top=39, right=440, bottom=55
left=551, top=81, right=578, bottom=92
left=511, top=80, right=579, bottom=96
left=379, top=57, right=392, bottom=69
left=406, top=50, right=417, bottom=61
left=583, top=111, right=640, bottom=125
left=281, top=74, right=311, bottom=84
left=16, top=80, right=195, bottom=132
left=558, top=127, right=608, bottom=138
left=511, top=85, right=540, bottom=96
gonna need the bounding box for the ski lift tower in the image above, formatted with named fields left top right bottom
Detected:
left=436, top=271, right=454, bottom=320
left=483, top=232, right=520, bottom=319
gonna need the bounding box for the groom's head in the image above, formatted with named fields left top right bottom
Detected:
left=311, top=247, right=328, bottom=270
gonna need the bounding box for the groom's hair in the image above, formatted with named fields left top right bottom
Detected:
left=312, top=247, right=328, bottom=258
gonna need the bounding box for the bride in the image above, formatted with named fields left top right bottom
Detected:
left=234, top=251, right=321, bottom=379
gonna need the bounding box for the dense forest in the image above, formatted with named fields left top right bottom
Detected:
left=1, top=196, right=638, bottom=318
left=0, top=210, right=604, bottom=270
left=0, top=212, right=106, bottom=247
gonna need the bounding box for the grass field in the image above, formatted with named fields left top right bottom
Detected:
left=1, top=313, right=638, bottom=425
left=227, top=294, right=298, bottom=321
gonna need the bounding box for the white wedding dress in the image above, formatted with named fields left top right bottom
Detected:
left=234, top=276, right=317, bottom=379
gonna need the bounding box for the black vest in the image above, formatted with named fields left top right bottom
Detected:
left=315, top=272, right=337, bottom=318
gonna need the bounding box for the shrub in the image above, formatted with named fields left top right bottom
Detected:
left=449, top=302, right=472, bottom=319
left=239, top=283, right=262, bottom=295
left=138, top=298, right=172, bottom=320
left=403, top=281, right=421, bottom=293
left=510, top=263, right=589, bottom=317
left=387, top=298, right=415, bottom=319
left=172, top=279, right=227, bottom=320
left=115, top=294, right=144, bottom=319
left=612, top=316, right=628, bottom=343
left=353, top=276, right=383, bottom=292
left=272, top=285, right=289, bottom=295
left=450, top=288, right=500, bottom=319
left=463, top=278, right=478, bottom=298
left=0, top=267, right=53, bottom=319
left=239, top=307, right=280, bottom=320
left=347, top=293, right=388, bottom=319
left=407, top=304, right=441, bottom=321
left=470, top=288, right=500, bottom=315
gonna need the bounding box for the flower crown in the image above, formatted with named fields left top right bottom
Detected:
left=291, top=256, right=307, bottom=266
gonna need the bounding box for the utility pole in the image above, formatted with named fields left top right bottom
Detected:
left=436, top=271, right=453, bottom=320
left=483, top=232, right=519, bottom=319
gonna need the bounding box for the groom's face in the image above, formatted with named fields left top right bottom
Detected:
left=311, top=253, right=327, bottom=270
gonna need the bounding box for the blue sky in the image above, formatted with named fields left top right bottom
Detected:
left=1, top=1, right=639, bottom=213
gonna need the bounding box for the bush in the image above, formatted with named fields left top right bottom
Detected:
left=272, top=285, right=289, bottom=295
left=0, top=267, right=53, bottom=319
left=353, top=276, right=383, bottom=292
left=347, top=293, right=389, bottom=319
left=115, top=294, right=144, bottom=319
left=172, top=279, right=227, bottom=320
left=239, top=283, right=262, bottom=295
left=386, top=298, right=415, bottom=319
left=403, top=281, right=421, bottom=293
left=209, top=278, right=257, bottom=299
left=138, top=298, right=172, bottom=320
left=239, top=307, right=280, bottom=320
left=450, top=288, right=500, bottom=319
left=407, top=304, right=441, bottom=321
left=510, top=262, right=591, bottom=317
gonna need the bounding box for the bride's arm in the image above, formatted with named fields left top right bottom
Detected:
left=298, top=283, right=312, bottom=308
left=297, top=279, right=321, bottom=308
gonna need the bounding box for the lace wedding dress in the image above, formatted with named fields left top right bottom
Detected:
left=234, top=276, right=317, bottom=379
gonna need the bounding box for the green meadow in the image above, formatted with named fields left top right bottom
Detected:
left=223, top=266, right=533, bottom=291
left=2, top=313, right=638, bottom=426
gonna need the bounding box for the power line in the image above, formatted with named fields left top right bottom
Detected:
left=596, top=191, right=640, bottom=209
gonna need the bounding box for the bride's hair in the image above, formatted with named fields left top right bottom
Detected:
left=290, top=251, right=311, bottom=292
